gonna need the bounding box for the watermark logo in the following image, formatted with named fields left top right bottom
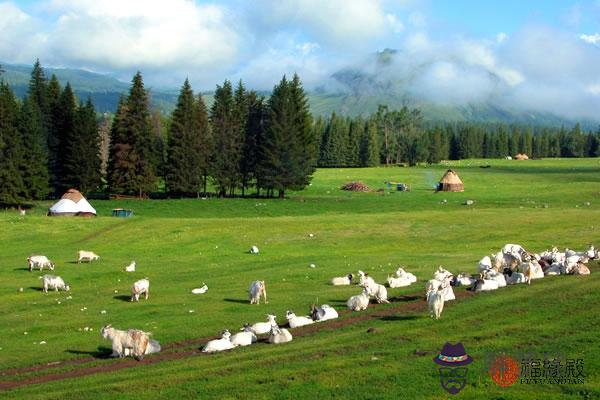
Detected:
left=489, top=355, right=520, bottom=387
left=433, top=342, right=473, bottom=395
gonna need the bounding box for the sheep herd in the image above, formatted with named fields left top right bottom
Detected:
left=22, top=243, right=597, bottom=359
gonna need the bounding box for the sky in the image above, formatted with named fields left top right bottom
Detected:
left=2, top=0, right=600, bottom=119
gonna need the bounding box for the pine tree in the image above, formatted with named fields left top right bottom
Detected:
left=47, top=74, right=62, bottom=187
left=108, top=97, right=136, bottom=194
left=346, top=117, right=362, bottom=167
left=360, top=118, right=379, bottom=166
left=319, top=113, right=348, bottom=167
left=241, top=91, right=264, bottom=196
left=53, top=83, right=77, bottom=193
left=427, top=127, right=443, bottom=163
left=18, top=97, right=50, bottom=199
left=210, top=80, right=238, bottom=197
left=195, top=95, right=212, bottom=195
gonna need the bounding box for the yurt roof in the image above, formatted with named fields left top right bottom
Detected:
left=61, top=188, right=84, bottom=203
left=439, top=169, right=463, bottom=184
left=49, top=189, right=97, bottom=215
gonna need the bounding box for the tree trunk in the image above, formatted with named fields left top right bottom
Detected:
left=278, top=189, right=284, bottom=199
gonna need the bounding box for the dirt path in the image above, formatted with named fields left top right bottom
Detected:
left=0, top=290, right=474, bottom=391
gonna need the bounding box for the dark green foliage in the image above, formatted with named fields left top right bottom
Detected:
left=360, top=118, right=379, bottom=166
left=240, top=91, right=264, bottom=196
left=319, top=113, right=348, bottom=167
left=67, top=99, right=101, bottom=194
left=53, top=83, right=77, bottom=193
left=0, top=82, right=26, bottom=205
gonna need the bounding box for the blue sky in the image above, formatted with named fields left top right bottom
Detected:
left=2, top=0, right=600, bottom=119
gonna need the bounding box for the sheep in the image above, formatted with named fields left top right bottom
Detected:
left=131, top=278, right=150, bottom=302
left=566, top=245, right=596, bottom=259
left=482, top=269, right=507, bottom=288
left=392, top=267, right=418, bottom=282
left=362, top=280, right=390, bottom=304
left=286, top=310, right=314, bottom=328
left=492, top=251, right=520, bottom=271
left=433, top=266, right=453, bottom=282
left=124, top=261, right=136, bottom=272
left=248, top=280, right=267, bottom=304
left=520, top=261, right=544, bottom=283
left=100, top=325, right=152, bottom=360
left=78, top=250, right=100, bottom=263
left=502, top=243, right=529, bottom=261
left=249, top=314, right=277, bottom=335
left=202, top=330, right=235, bottom=353
left=28, top=255, right=54, bottom=272
left=426, top=277, right=455, bottom=301
left=268, top=325, right=293, bottom=344
left=249, top=246, right=259, bottom=254
left=347, top=287, right=370, bottom=311
left=191, top=283, right=208, bottom=294
left=426, top=286, right=444, bottom=320
left=331, top=273, right=353, bottom=286
left=544, top=263, right=562, bottom=276
left=41, top=275, right=70, bottom=293
left=571, top=263, right=591, bottom=275
left=478, top=256, right=492, bottom=272
left=357, top=270, right=375, bottom=286
left=386, top=275, right=414, bottom=288
left=472, top=276, right=499, bottom=292
left=453, top=273, right=476, bottom=287
left=230, top=325, right=258, bottom=347
left=504, top=268, right=527, bottom=285
left=310, top=304, right=338, bottom=322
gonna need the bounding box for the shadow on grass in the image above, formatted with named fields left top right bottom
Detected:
left=66, top=347, right=113, bottom=359
left=28, top=286, right=44, bottom=292
left=380, top=315, right=420, bottom=322
left=391, top=295, right=422, bottom=302
left=14, top=267, right=31, bottom=271
left=66, top=261, right=82, bottom=264
left=113, top=295, right=132, bottom=302
left=223, top=298, right=250, bottom=304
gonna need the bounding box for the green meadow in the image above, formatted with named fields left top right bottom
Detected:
left=0, top=158, right=599, bottom=399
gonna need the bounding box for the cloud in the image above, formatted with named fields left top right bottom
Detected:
left=0, top=2, right=45, bottom=63
left=580, top=33, right=600, bottom=44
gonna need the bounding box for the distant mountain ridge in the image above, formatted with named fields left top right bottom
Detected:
left=0, top=61, right=592, bottom=127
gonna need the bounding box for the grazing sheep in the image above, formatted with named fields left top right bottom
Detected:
left=249, top=246, right=259, bottom=254
left=231, top=325, right=258, bottom=347
left=191, top=283, right=208, bottom=294
left=363, top=280, right=390, bottom=304
left=202, top=330, right=235, bottom=353
left=248, top=280, right=267, bottom=304
left=124, top=261, right=136, bottom=272
left=101, top=325, right=152, bottom=360
left=286, top=310, right=314, bottom=328
left=310, top=304, right=338, bottom=322
left=347, top=287, right=370, bottom=311
left=357, top=270, right=375, bottom=286
left=331, top=273, right=353, bottom=286
left=268, top=325, right=293, bottom=344
left=426, top=286, right=444, bottom=320
left=78, top=250, right=100, bottom=263
left=41, top=275, right=70, bottom=293
left=28, top=255, right=54, bottom=272
left=453, top=273, right=476, bottom=287
left=249, top=314, right=277, bottom=335
left=131, top=278, right=150, bottom=302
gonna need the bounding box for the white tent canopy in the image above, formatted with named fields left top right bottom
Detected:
left=48, top=189, right=96, bottom=216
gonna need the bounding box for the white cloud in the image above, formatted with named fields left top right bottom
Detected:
left=0, top=2, right=45, bottom=63
left=580, top=33, right=600, bottom=44
left=496, top=32, right=508, bottom=43
left=385, top=13, right=404, bottom=34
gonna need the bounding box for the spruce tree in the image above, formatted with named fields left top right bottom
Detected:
left=47, top=74, right=62, bottom=189
left=53, top=83, right=77, bottom=193
left=210, top=80, right=238, bottom=197
left=427, top=127, right=443, bottom=164
left=18, top=98, right=50, bottom=199
left=108, top=97, right=137, bottom=194
left=241, top=91, right=264, bottom=196
left=0, top=82, right=26, bottom=205
left=360, top=118, right=379, bottom=166
left=346, top=117, right=362, bottom=167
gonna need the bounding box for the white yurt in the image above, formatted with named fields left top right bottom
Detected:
left=48, top=189, right=97, bottom=217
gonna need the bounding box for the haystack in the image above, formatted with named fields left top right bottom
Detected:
left=437, top=170, right=464, bottom=192
left=48, top=189, right=96, bottom=217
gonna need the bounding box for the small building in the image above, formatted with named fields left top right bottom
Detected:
left=112, top=208, right=133, bottom=217
left=437, top=170, right=464, bottom=192
left=48, top=189, right=96, bottom=217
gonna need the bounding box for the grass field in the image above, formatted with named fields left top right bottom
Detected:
left=0, top=158, right=599, bottom=399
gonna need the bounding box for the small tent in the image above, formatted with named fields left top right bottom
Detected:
left=514, top=153, right=529, bottom=160
left=48, top=189, right=97, bottom=217
left=437, top=169, right=464, bottom=192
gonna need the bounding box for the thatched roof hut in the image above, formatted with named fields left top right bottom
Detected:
left=437, top=169, right=464, bottom=192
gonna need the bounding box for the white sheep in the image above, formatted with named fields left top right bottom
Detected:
left=78, top=250, right=100, bottom=263
left=41, top=275, right=70, bottom=293
left=347, top=287, right=370, bottom=311
left=392, top=267, right=418, bottom=282
left=249, top=246, right=259, bottom=254
left=202, top=330, right=235, bottom=353
left=363, top=280, right=390, bottom=304
left=504, top=269, right=527, bottom=284
left=28, top=255, right=54, bottom=272
left=571, top=263, right=591, bottom=275
left=231, top=325, right=258, bottom=347
left=124, top=261, right=136, bottom=272
left=544, top=263, right=562, bottom=276
left=268, top=325, right=293, bottom=344
left=286, top=310, right=314, bottom=328
left=492, top=251, right=520, bottom=271
left=357, top=270, right=375, bottom=286
left=482, top=269, right=507, bottom=288
left=566, top=245, right=596, bottom=259
left=248, top=280, right=267, bottom=304
left=427, top=287, right=444, bottom=320
left=249, top=314, right=277, bottom=335
left=477, top=256, right=492, bottom=272
left=310, top=304, right=338, bottom=322
left=433, top=266, right=453, bottom=282
left=521, top=261, right=544, bottom=284
left=331, top=273, right=353, bottom=286
left=131, top=278, right=150, bottom=302
left=453, top=273, right=476, bottom=287
left=191, top=283, right=208, bottom=294
left=426, top=277, right=455, bottom=301
left=387, top=267, right=417, bottom=288
left=101, top=325, right=154, bottom=360
left=472, top=278, right=499, bottom=292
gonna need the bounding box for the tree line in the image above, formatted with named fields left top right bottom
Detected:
left=315, top=105, right=600, bottom=167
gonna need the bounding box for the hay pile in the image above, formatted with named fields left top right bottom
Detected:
left=341, top=182, right=370, bottom=192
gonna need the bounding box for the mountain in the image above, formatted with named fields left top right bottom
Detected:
left=0, top=60, right=591, bottom=127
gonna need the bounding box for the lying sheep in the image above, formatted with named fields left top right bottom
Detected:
left=347, top=287, right=370, bottom=311
left=231, top=325, right=258, bottom=347
left=249, top=314, right=277, bottom=335
left=78, top=250, right=100, bottom=263
left=131, top=278, right=150, bottom=302
left=571, top=263, right=591, bottom=275
left=124, top=261, right=136, bottom=272
left=492, top=251, right=520, bottom=271
left=453, top=273, right=476, bottom=287
left=268, top=325, right=293, bottom=344
left=248, top=280, right=267, bottom=304
left=41, top=275, right=70, bottom=293
left=191, top=283, right=208, bottom=294
left=331, top=273, right=353, bottom=286
left=249, top=246, right=259, bottom=254
left=286, top=310, right=314, bottom=328
left=203, top=330, right=235, bottom=353
left=482, top=269, right=507, bottom=288
left=503, top=268, right=527, bottom=284
left=357, top=270, right=375, bottom=286
left=310, top=304, right=338, bottom=322
left=472, top=277, right=499, bottom=292
left=362, top=280, right=389, bottom=304
left=426, top=286, right=444, bottom=320
left=478, top=256, right=492, bottom=272
left=101, top=325, right=154, bottom=360
left=387, top=268, right=417, bottom=288
left=28, top=255, right=55, bottom=272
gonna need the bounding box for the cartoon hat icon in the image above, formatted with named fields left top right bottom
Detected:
left=433, top=342, right=473, bottom=367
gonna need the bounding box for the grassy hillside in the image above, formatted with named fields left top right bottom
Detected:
left=0, top=158, right=599, bottom=398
